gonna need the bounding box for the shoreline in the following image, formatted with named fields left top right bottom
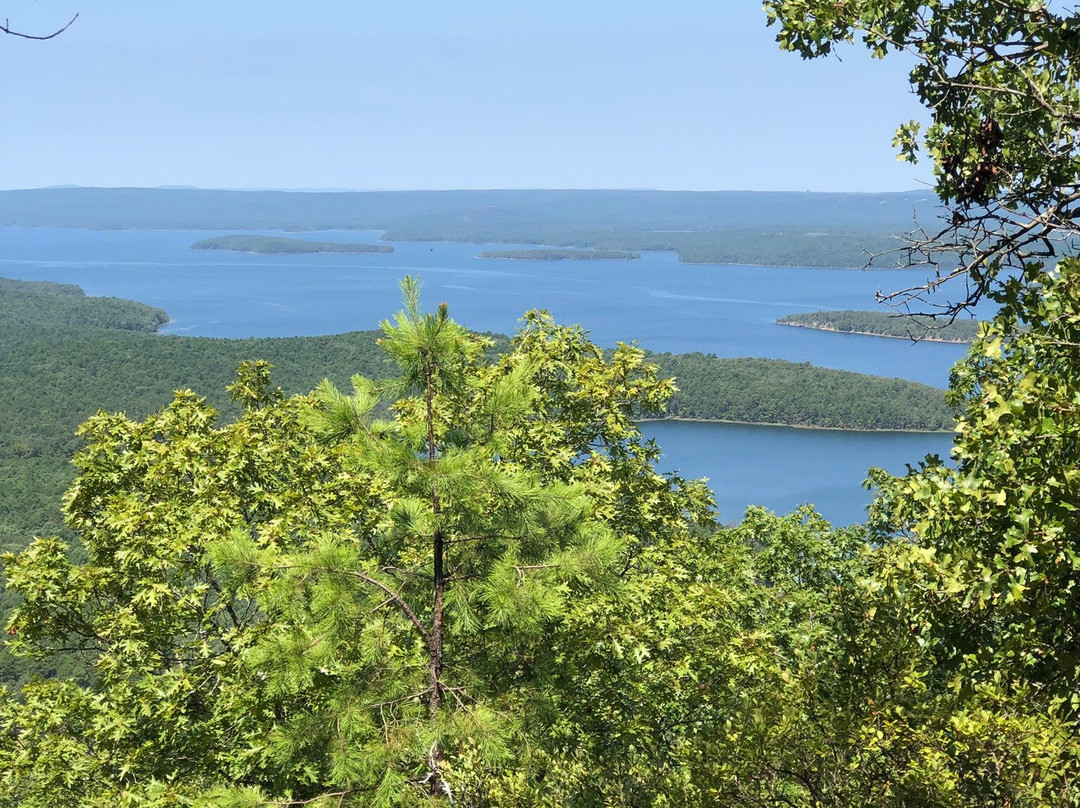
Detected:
left=194, top=249, right=388, bottom=255
left=776, top=320, right=970, bottom=344
left=191, top=247, right=393, bottom=256
left=476, top=254, right=641, bottom=261
left=638, top=415, right=954, bottom=434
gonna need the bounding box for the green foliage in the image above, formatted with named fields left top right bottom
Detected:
left=2, top=384, right=376, bottom=807
left=839, top=262, right=1080, bottom=806
left=495, top=506, right=874, bottom=807
left=0, top=326, right=390, bottom=534
left=190, top=235, right=393, bottom=254
left=0, top=284, right=716, bottom=807
left=778, top=309, right=982, bottom=343
left=758, top=4, right=1080, bottom=802
left=872, top=259, right=1080, bottom=699
left=6, top=270, right=1075, bottom=804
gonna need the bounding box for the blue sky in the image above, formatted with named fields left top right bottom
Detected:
left=1, top=1, right=932, bottom=192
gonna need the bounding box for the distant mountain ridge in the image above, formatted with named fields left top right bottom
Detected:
left=0, top=187, right=941, bottom=267
left=0, top=187, right=938, bottom=231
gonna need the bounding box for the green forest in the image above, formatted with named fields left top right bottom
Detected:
left=1, top=277, right=169, bottom=336
left=476, top=248, right=640, bottom=261
left=778, top=310, right=983, bottom=343
left=190, top=235, right=394, bottom=254
left=5, top=2, right=1080, bottom=806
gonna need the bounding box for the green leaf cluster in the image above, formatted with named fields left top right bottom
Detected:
left=764, top=0, right=1080, bottom=305
left=873, top=258, right=1080, bottom=701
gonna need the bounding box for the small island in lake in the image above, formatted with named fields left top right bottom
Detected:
left=477, top=248, right=641, bottom=261
left=191, top=234, right=394, bottom=255
left=777, top=310, right=982, bottom=343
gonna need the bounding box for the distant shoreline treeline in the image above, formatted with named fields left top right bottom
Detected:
left=191, top=234, right=394, bottom=254
left=477, top=248, right=640, bottom=261
left=0, top=187, right=939, bottom=268
left=391, top=226, right=905, bottom=268
left=778, top=310, right=982, bottom=343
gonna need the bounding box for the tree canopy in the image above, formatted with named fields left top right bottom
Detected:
left=6, top=2, right=1080, bottom=805
left=0, top=280, right=720, bottom=806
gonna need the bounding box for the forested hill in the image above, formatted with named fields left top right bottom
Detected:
left=0, top=187, right=937, bottom=267
left=0, top=187, right=939, bottom=230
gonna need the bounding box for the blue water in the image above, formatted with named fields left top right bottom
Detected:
left=0, top=226, right=972, bottom=524
left=640, top=420, right=951, bottom=525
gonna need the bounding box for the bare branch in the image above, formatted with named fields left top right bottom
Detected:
left=311, top=565, right=432, bottom=647
left=2, top=12, right=79, bottom=41
left=265, top=790, right=355, bottom=807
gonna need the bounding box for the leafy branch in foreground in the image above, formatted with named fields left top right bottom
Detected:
left=766, top=0, right=1080, bottom=314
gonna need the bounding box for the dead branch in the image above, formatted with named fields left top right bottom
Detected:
left=2, top=12, right=78, bottom=41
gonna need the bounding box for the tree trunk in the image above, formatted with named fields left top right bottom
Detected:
left=423, top=357, right=447, bottom=797
left=424, top=356, right=444, bottom=714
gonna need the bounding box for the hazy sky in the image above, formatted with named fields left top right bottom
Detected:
left=1, top=1, right=933, bottom=192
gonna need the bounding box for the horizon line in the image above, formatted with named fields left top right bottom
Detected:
left=6, top=185, right=936, bottom=196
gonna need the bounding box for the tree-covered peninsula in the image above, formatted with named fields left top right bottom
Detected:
left=477, top=248, right=640, bottom=260
left=778, top=310, right=982, bottom=343
left=0, top=276, right=168, bottom=337
left=191, top=234, right=394, bottom=254
left=654, top=352, right=952, bottom=431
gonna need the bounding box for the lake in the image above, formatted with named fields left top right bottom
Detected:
left=0, top=226, right=965, bottom=524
